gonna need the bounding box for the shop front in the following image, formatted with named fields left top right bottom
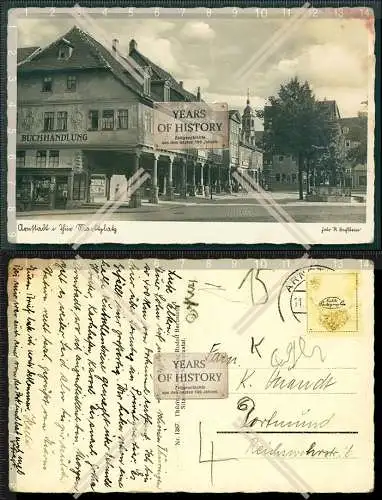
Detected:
left=16, top=170, right=88, bottom=211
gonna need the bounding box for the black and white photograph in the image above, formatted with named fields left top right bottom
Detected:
left=8, top=6, right=375, bottom=244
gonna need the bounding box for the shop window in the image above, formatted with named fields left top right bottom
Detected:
left=43, top=112, right=55, bottom=131
left=33, top=178, right=51, bottom=203
left=117, top=109, right=129, bottom=129
left=42, top=76, right=52, bottom=92
left=102, top=110, right=114, bottom=130
left=58, top=45, right=73, bottom=60
left=16, top=150, right=26, bottom=168
left=36, top=150, right=47, bottom=168
left=48, top=150, right=59, bottom=168
left=88, top=110, right=99, bottom=131
left=56, top=111, right=68, bottom=131
left=67, top=75, right=77, bottom=91
left=275, top=173, right=280, bottom=182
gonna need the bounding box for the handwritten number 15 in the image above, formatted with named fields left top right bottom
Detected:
left=238, top=269, right=269, bottom=306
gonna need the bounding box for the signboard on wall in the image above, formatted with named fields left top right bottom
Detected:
left=153, top=102, right=228, bottom=150
left=21, top=133, right=88, bottom=143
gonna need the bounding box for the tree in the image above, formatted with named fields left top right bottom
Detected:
left=262, top=77, right=337, bottom=199
left=346, top=113, right=367, bottom=166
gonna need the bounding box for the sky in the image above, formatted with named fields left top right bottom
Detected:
left=15, top=9, right=373, bottom=126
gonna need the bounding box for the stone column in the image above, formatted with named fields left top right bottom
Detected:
left=49, top=176, right=56, bottom=210
left=227, top=167, right=232, bottom=193
left=216, top=164, right=221, bottom=193
left=180, top=158, right=187, bottom=198
left=204, top=163, right=211, bottom=198
left=105, top=174, right=112, bottom=201
left=150, top=153, right=159, bottom=204
left=67, top=171, right=74, bottom=208
left=167, top=155, right=174, bottom=200
left=26, top=176, right=33, bottom=211
left=190, top=161, right=196, bottom=196
left=199, top=162, right=205, bottom=196
left=128, top=151, right=141, bottom=208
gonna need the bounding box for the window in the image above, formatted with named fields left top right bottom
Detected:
left=281, top=174, right=286, bottom=182
left=275, top=173, right=280, bottom=182
left=117, top=109, right=129, bottom=129
left=43, top=112, right=54, bottom=131
left=42, top=76, right=52, bottom=92
left=58, top=45, right=73, bottom=60
left=292, top=173, right=297, bottom=183
left=164, top=82, right=170, bottom=101
left=88, top=110, right=99, bottom=131
left=56, top=111, right=68, bottom=131
left=278, top=155, right=284, bottom=161
left=67, top=75, right=77, bottom=91
left=286, top=175, right=291, bottom=183
left=345, top=140, right=351, bottom=147
left=102, top=110, right=114, bottom=130
left=36, top=150, right=47, bottom=168
left=16, top=150, right=26, bottom=168
left=48, top=150, right=59, bottom=168
left=343, top=126, right=349, bottom=134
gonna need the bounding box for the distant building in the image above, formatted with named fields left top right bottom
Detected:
left=341, top=115, right=367, bottom=190
left=224, top=95, right=263, bottom=192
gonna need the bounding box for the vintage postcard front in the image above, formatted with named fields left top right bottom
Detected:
left=8, top=258, right=374, bottom=492
left=8, top=6, right=375, bottom=244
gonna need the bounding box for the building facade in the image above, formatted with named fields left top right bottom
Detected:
left=224, top=97, right=263, bottom=193
left=16, top=26, right=262, bottom=211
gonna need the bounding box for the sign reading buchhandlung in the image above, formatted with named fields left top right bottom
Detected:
left=153, top=101, right=228, bottom=150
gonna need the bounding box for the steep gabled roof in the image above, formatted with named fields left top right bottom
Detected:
left=129, top=46, right=197, bottom=101
left=18, top=26, right=148, bottom=100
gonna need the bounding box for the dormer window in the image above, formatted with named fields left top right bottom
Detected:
left=58, top=43, right=73, bottom=61
left=164, top=81, right=171, bottom=101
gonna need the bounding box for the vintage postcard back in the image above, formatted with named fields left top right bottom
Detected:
left=8, top=258, right=374, bottom=492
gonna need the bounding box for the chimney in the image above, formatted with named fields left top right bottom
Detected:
left=179, top=81, right=183, bottom=88
left=129, top=39, right=137, bottom=54
left=196, top=86, right=201, bottom=101
left=112, top=38, right=118, bottom=52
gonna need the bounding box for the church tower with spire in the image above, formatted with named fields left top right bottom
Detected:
left=242, top=89, right=256, bottom=146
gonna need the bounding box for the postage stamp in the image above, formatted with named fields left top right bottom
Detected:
left=306, top=271, right=359, bottom=334
left=153, top=352, right=228, bottom=399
